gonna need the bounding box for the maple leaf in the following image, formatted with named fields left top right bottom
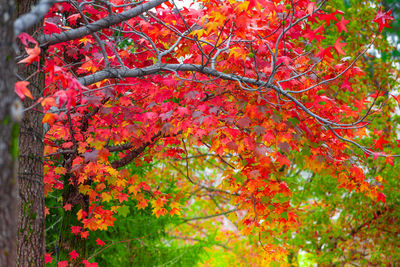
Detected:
left=391, top=94, right=400, bottom=109
left=80, top=231, right=89, bottom=239
left=58, top=261, right=68, bottom=267
left=335, top=16, right=350, bottom=33
left=96, top=238, right=106, bottom=246
left=71, top=226, right=81, bottom=235
left=276, top=56, right=292, bottom=67
left=69, top=250, right=79, bottom=261
left=341, top=78, right=352, bottom=91
left=153, top=207, right=168, bottom=218
left=377, top=192, right=386, bottom=203
left=42, top=113, right=59, bottom=125
left=18, top=32, right=37, bottom=46
left=316, top=46, right=333, bottom=59
left=54, top=90, right=68, bottom=107
left=304, top=25, right=325, bottom=43
left=334, top=37, right=347, bottom=56
left=385, top=155, right=394, bottom=166
left=374, top=135, right=389, bottom=150
left=137, top=199, right=149, bottom=210
left=319, top=12, right=338, bottom=26
left=15, top=81, right=33, bottom=100
left=237, top=116, right=252, bottom=128
left=18, top=44, right=40, bottom=65
left=45, top=206, right=49, bottom=216
left=44, top=21, right=61, bottom=34
left=82, top=260, right=99, bottom=267
left=67, top=14, right=81, bottom=26
left=373, top=8, right=394, bottom=33
left=63, top=203, right=72, bottom=211
left=44, top=253, right=53, bottom=264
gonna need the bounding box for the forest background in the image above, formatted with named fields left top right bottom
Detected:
left=0, top=0, right=399, bottom=266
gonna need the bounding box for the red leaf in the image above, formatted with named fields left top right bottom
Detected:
left=335, top=16, right=350, bottom=33
left=385, top=155, right=394, bottom=166
left=96, top=238, right=106, bottom=247
left=63, top=203, right=72, bottom=211
left=44, top=253, right=53, bottom=264
left=341, top=78, right=352, bottom=91
left=69, top=250, right=79, bottom=261
left=58, top=261, right=68, bottom=267
left=71, top=226, right=81, bottom=235
left=373, top=8, right=394, bottom=33
left=334, top=37, right=347, bottom=56
left=82, top=260, right=99, bottom=267
left=67, top=14, right=81, bottom=26
left=15, top=81, right=33, bottom=100
left=54, top=90, right=68, bottom=107
left=80, top=231, right=89, bottom=239
left=18, top=32, right=37, bottom=46
left=316, top=46, right=333, bottom=59
left=391, top=94, right=400, bottom=109
left=44, top=21, right=61, bottom=34
left=319, top=12, right=338, bottom=26
left=377, top=192, right=386, bottom=203
left=374, top=135, right=389, bottom=150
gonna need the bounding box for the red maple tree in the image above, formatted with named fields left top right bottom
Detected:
left=12, top=0, right=396, bottom=264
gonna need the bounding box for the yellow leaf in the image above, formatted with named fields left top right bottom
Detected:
left=54, top=167, right=66, bottom=175
left=102, top=192, right=112, bottom=202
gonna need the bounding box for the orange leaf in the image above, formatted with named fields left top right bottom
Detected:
left=42, top=113, right=59, bottom=125
left=18, top=44, right=40, bottom=65
left=15, top=81, right=33, bottom=100
left=80, top=231, right=89, bottom=239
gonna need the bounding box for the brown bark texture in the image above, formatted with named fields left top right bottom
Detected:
left=0, top=0, right=18, bottom=265
left=16, top=0, right=45, bottom=266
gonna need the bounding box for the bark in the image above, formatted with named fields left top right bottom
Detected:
left=16, top=0, right=45, bottom=266
left=0, top=0, right=18, bottom=265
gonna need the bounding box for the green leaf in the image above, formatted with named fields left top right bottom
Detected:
left=118, top=205, right=130, bottom=217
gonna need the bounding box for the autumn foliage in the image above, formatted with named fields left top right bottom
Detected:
left=15, top=0, right=399, bottom=265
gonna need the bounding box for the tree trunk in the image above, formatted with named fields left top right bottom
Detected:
left=0, top=0, right=18, bottom=265
left=16, top=0, right=46, bottom=266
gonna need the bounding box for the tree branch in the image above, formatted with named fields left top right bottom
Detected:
left=37, top=0, right=168, bottom=46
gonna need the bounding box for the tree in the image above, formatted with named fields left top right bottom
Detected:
left=15, top=0, right=47, bottom=265
left=10, top=0, right=397, bottom=265
left=274, top=0, right=400, bottom=264
left=0, top=0, right=18, bottom=264
left=0, top=0, right=57, bottom=264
